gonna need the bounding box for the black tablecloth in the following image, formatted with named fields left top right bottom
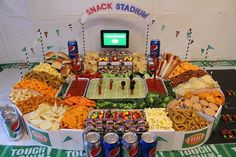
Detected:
left=206, top=69, right=236, bottom=144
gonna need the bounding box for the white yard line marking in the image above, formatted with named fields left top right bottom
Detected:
left=104, top=79, right=107, bottom=98
left=116, top=80, right=118, bottom=98
left=138, top=79, right=142, bottom=97
left=93, top=80, right=97, bottom=99
left=126, top=80, right=129, bottom=98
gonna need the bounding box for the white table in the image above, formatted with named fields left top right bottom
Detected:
left=0, top=69, right=37, bottom=146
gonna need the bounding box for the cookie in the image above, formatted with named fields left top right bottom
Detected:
left=190, top=96, right=199, bottom=103
left=193, top=103, right=202, bottom=111
left=208, top=103, right=219, bottom=111
left=199, top=100, right=208, bottom=107
left=204, top=108, right=216, bottom=116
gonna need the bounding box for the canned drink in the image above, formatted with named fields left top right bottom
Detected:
left=0, top=104, right=8, bottom=111
left=1, top=105, right=15, bottom=119
left=85, top=132, right=103, bottom=157
left=68, top=40, right=78, bottom=59
left=0, top=104, right=9, bottom=119
left=140, top=132, right=157, bottom=157
left=103, top=132, right=121, bottom=157
left=122, top=132, right=139, bottom=157
left=2, top=112, right=24, bottom=141
left=150, top=39, right=160, bottom=58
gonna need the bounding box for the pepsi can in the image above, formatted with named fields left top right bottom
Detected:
left=103, top=132, right=121, bottom=157
left=68, top=40, right=78, bottom=59
left=1, top=105, right=15, bottom=115
left=150, top=39, right=160, bottom=58
left=2, top=112, right=24, bottom=141
left=140, top=132, right=157, bottom=157
left=122, top=132, right=139, bottom=157
left=0, top=104, right=10, bottom=119
left=85, top=132, right=103, bottom=157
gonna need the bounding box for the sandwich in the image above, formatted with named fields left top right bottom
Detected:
left=45, top=52, right=57, bottom=60
left=57, top=51, right=69, bottom=60
left=51, top=59, right=63, bottom=70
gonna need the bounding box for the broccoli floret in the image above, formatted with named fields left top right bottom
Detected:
left=153, top=97, right=163, bottom=107
left=160, top=103, right=167, bottom=108
left=145, top=97, right=154, bottom=106
left=145, top=93, right=160, bottom=107
left=136, top=99, right=145, bottom=109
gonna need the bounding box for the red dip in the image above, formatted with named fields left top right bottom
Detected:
left=66, top=79, right=88, bottom=96
left=146, top=78, right=167, bottom=95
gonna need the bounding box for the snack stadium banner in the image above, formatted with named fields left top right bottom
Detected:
left=82, top=2, right=150, bottom=23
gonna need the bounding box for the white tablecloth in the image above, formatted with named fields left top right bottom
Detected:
left=0, top=69, right=37, bottom=146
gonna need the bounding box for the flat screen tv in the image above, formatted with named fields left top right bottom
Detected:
left=101, top=30, right=129, bottom=48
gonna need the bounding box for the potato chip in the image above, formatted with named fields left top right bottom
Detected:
left=30, top=119, right=43, bottom=126
left=51, top=122, right=60, bottom=131
left=38, top=103, right=51, bottom=113
left=40, top=120, right=52, bottom=130
left=27, top=102, right=67, bottom=131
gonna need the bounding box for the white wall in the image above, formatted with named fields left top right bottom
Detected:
left=0, top=0, right=236, bottom=63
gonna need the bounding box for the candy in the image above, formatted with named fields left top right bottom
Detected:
left=137, top=124, right=147, bottom=132
left=95, top=124, right=104, bottom=132
left=86, top=123, right=95, bottom=132
left=226, top=130, right=234, bottom=139
left=221, top=114, right=229, bottom=122
left=105, top=125, right=114, bottom=132
left=232, top=115, right=236, bottom=121
left=86, top=110, right=148, bottom=134
left=117, top=125, right=125, bottom=133
left=94, top=118, right=103, bottom=124
left=220, top=128, right=228, bottom=138
left=84, top=118, right=94, bottom=125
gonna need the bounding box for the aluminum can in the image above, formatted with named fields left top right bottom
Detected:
left=68, top=40, right=78, bottom=59
left=2, top=112, right=24, bottom=141
left=1, top=105, right=16, bottom=120
left=0, top=104, right=10, bottom=119
left=150, top=39, right=160, bottom=58
left=122, top=132, right=139, bottom=157
left=1, top=105, right=15, bottom=114
left=103, top=132, right=121, bottom=157
left=85, top=132, right=103, bottom=157
left=140, top=132, right=157, bottom=157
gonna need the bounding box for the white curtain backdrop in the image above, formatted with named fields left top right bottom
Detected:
left=0, top=0, right=236, bottom=63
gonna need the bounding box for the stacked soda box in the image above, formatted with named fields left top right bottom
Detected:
left=84, top=110, right=148, bottom=134
left=98, top=50, right=133, bottom=75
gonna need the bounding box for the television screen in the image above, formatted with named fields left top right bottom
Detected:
left=101, top=30, right=129, bottom=48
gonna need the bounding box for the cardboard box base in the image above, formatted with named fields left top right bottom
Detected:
left=23, top=111, right=215, bottom=152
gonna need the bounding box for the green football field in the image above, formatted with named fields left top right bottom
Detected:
left=86, top=78, right=147, bottom=99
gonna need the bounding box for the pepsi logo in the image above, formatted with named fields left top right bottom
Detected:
left=149, top=146, right=157, bottom=157
left=109, top=147, right=120, bottom=157
left=11, top=120, right=20, bottom=132
left=69, top=46, right=75, bottom=51
left=151, top=45, right=158, bottom=51
left=90, top=146, right=101, bottom=157
left=32, top=131, right=48, bottom=143
left=128, top=146, right=139, bottom=157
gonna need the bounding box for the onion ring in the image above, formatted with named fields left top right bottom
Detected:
left=199, top=121, right=207, bottom=128
left=174, top=124, right=186, bottom=131
left=190, top=125, right=200, bottom=131
left=173, top=114, right=186, bottom=124
left=187, top=119, right=197, bottom=129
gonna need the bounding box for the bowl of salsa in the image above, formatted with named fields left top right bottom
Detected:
left=65, top=78, right=89, bottom=97
left=145, top=78, right=168, bottom=95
